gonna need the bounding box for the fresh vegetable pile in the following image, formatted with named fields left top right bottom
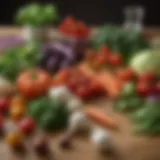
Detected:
left=86, top=45, right=123, bottom=71
left=114, top=70, right=160, bottom=135
left=0, top=2, right=159, bottom=158
left=93, top=25, right=149, bottom=63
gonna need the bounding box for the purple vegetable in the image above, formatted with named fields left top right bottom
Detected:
left=40, top=39, right=90, bottom=73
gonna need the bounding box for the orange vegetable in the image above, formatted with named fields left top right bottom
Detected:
left=10, top=105, right=26, bottom=121
left=85, top=108, right=117, bottom=129
left=11, top=95, right=26, bottom=106
left=6, top=131, right=23, bottom=147
left=17, top=69, right=52, bottom=99
left=96, top=72, right=122, bottom=98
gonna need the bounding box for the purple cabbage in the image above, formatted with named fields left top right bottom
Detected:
left=40, top=39, right=90, bottom=73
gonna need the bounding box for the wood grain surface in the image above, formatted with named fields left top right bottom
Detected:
left=0, top=27, right=160, bottom=160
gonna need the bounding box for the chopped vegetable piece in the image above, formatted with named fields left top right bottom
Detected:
left=85, top=108, right=117, bottom=129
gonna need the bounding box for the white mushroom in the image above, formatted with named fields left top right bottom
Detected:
left=48, top=85, right=75, bottom=103
left=68, top=111, right=91, bottom=135
left=91, top=127, right=112, bottom=152
left=67, top=98, right=83, bottom=113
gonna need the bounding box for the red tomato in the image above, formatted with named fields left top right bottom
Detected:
left=89, top=81, right=103, bottom=94
left=0, top=97, right=10, bottom=114
left=63, top=16, right=76, bottom=26
left=109, top=54, right=122, bottom=66
left=137, top=82, right=153, bottom=96
left=76, top=21, right=89, bottom=38
left=76, top=86, right=90, bottom=99
left=19, top=117, right=36, bottom=135
left=139, top=73, right=156, bottom=83
left=117, top=68, right=136, bottom=82
left=155, top=82, right=160, bottom=93
left=67, top=78, right=78, bottom=91
left=98, top=45, right=111, bottom=55
left=97, top=54, right=108, bottom=64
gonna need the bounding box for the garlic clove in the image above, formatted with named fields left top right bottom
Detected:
left=91, top=127, right=112, bottom=153
left=68, top=111, right=91, bottom=135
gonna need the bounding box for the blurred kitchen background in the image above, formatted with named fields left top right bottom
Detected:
left=0, top=0, right=159, bottom=26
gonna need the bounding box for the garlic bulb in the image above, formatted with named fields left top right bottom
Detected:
left=67, top=98, right=83, bottom=113
left=68, top=111, right=91, bottom=135
left=91, top=127, right=112, bottom=152
left=48, top=86, right=75, bottom=103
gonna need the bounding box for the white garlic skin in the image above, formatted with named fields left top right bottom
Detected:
left=48, top=86, right=75, bottom=103
left=68, top=111, right=90, bottom=134
left=67, top=98, right=83, bottom=113
left=91, top=127, right=111, bottom=151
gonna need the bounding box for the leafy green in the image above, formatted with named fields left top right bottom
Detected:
left=130, top=101, right=160, bottom=135
left=28, top=96, right=69, bottom=131
left=0, top=41, right=41, bottom=81
left=93, top=25, right=149, bottom=63
left=15, top=3, right=59, bottom=26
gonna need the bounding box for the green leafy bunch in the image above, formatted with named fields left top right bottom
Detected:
left=114, top=82, right=144, bottom=111
left=131, top=101, right=160, bottom=136
left=15, top=3, right=59, bottom=26
left=93, top=25, right=149, bottom=63
left=28, top=96, right=69, bottom=131
left=0, top=41, right=41, bottom=81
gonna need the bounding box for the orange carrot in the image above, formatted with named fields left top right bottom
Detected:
left=96, top=72, right=122, bottom=98
left=85, top=108, right=117, bottom=129
left=78, top=63, right=95, bottom=78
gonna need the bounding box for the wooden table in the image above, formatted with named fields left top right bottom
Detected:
left=0, top=27, right=160, bottom=160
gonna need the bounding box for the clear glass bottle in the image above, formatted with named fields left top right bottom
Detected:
left=123, top=6, right=145, bottom=32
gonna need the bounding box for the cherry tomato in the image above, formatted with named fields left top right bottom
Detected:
left=63, top=16, right=76, bottom=26
left=76, top=86, right=90, bottom=99
left=155, top=82, right=160, bottom=93
left=0, top=97, right=10, bottom=114
left=76, top=21, right=89, bottom=38
left=89, top=81, right=103, bottom=94
left=19, top=117, right=36, bottom=135
left=139, top=73, right=156, bottom=83
left=98, top=45, right=111, bottom=56
left=67, top=78, right=78, bottom=91
left=97, top=54, right=108, bottom=64
left=117, top=68, right=136, bottom=82
left=109, top=54, right=123, bottom=66
left=137, top=82, right=153, bottom=96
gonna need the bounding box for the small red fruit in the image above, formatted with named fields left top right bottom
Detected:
left=109, top=54, right=122, bottom=66
left=155, top=82, right=160, bottom=93
left=139, top=73, right=156, bottom=83
left=0, top=97, right=10, bottom=114
left=137, top=82, right=153, bottom=96
left=117, top=68, right=136, bottom=82
left=19, top=117, right=36, bottom=135
left=67, top=78, right=78, bottom=91
left=76, top=86, right=90, bottom=99
left=98, top=45, right=111, bottom=55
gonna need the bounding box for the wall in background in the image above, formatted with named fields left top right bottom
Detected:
left=0, top=0, right=159, bottom=26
